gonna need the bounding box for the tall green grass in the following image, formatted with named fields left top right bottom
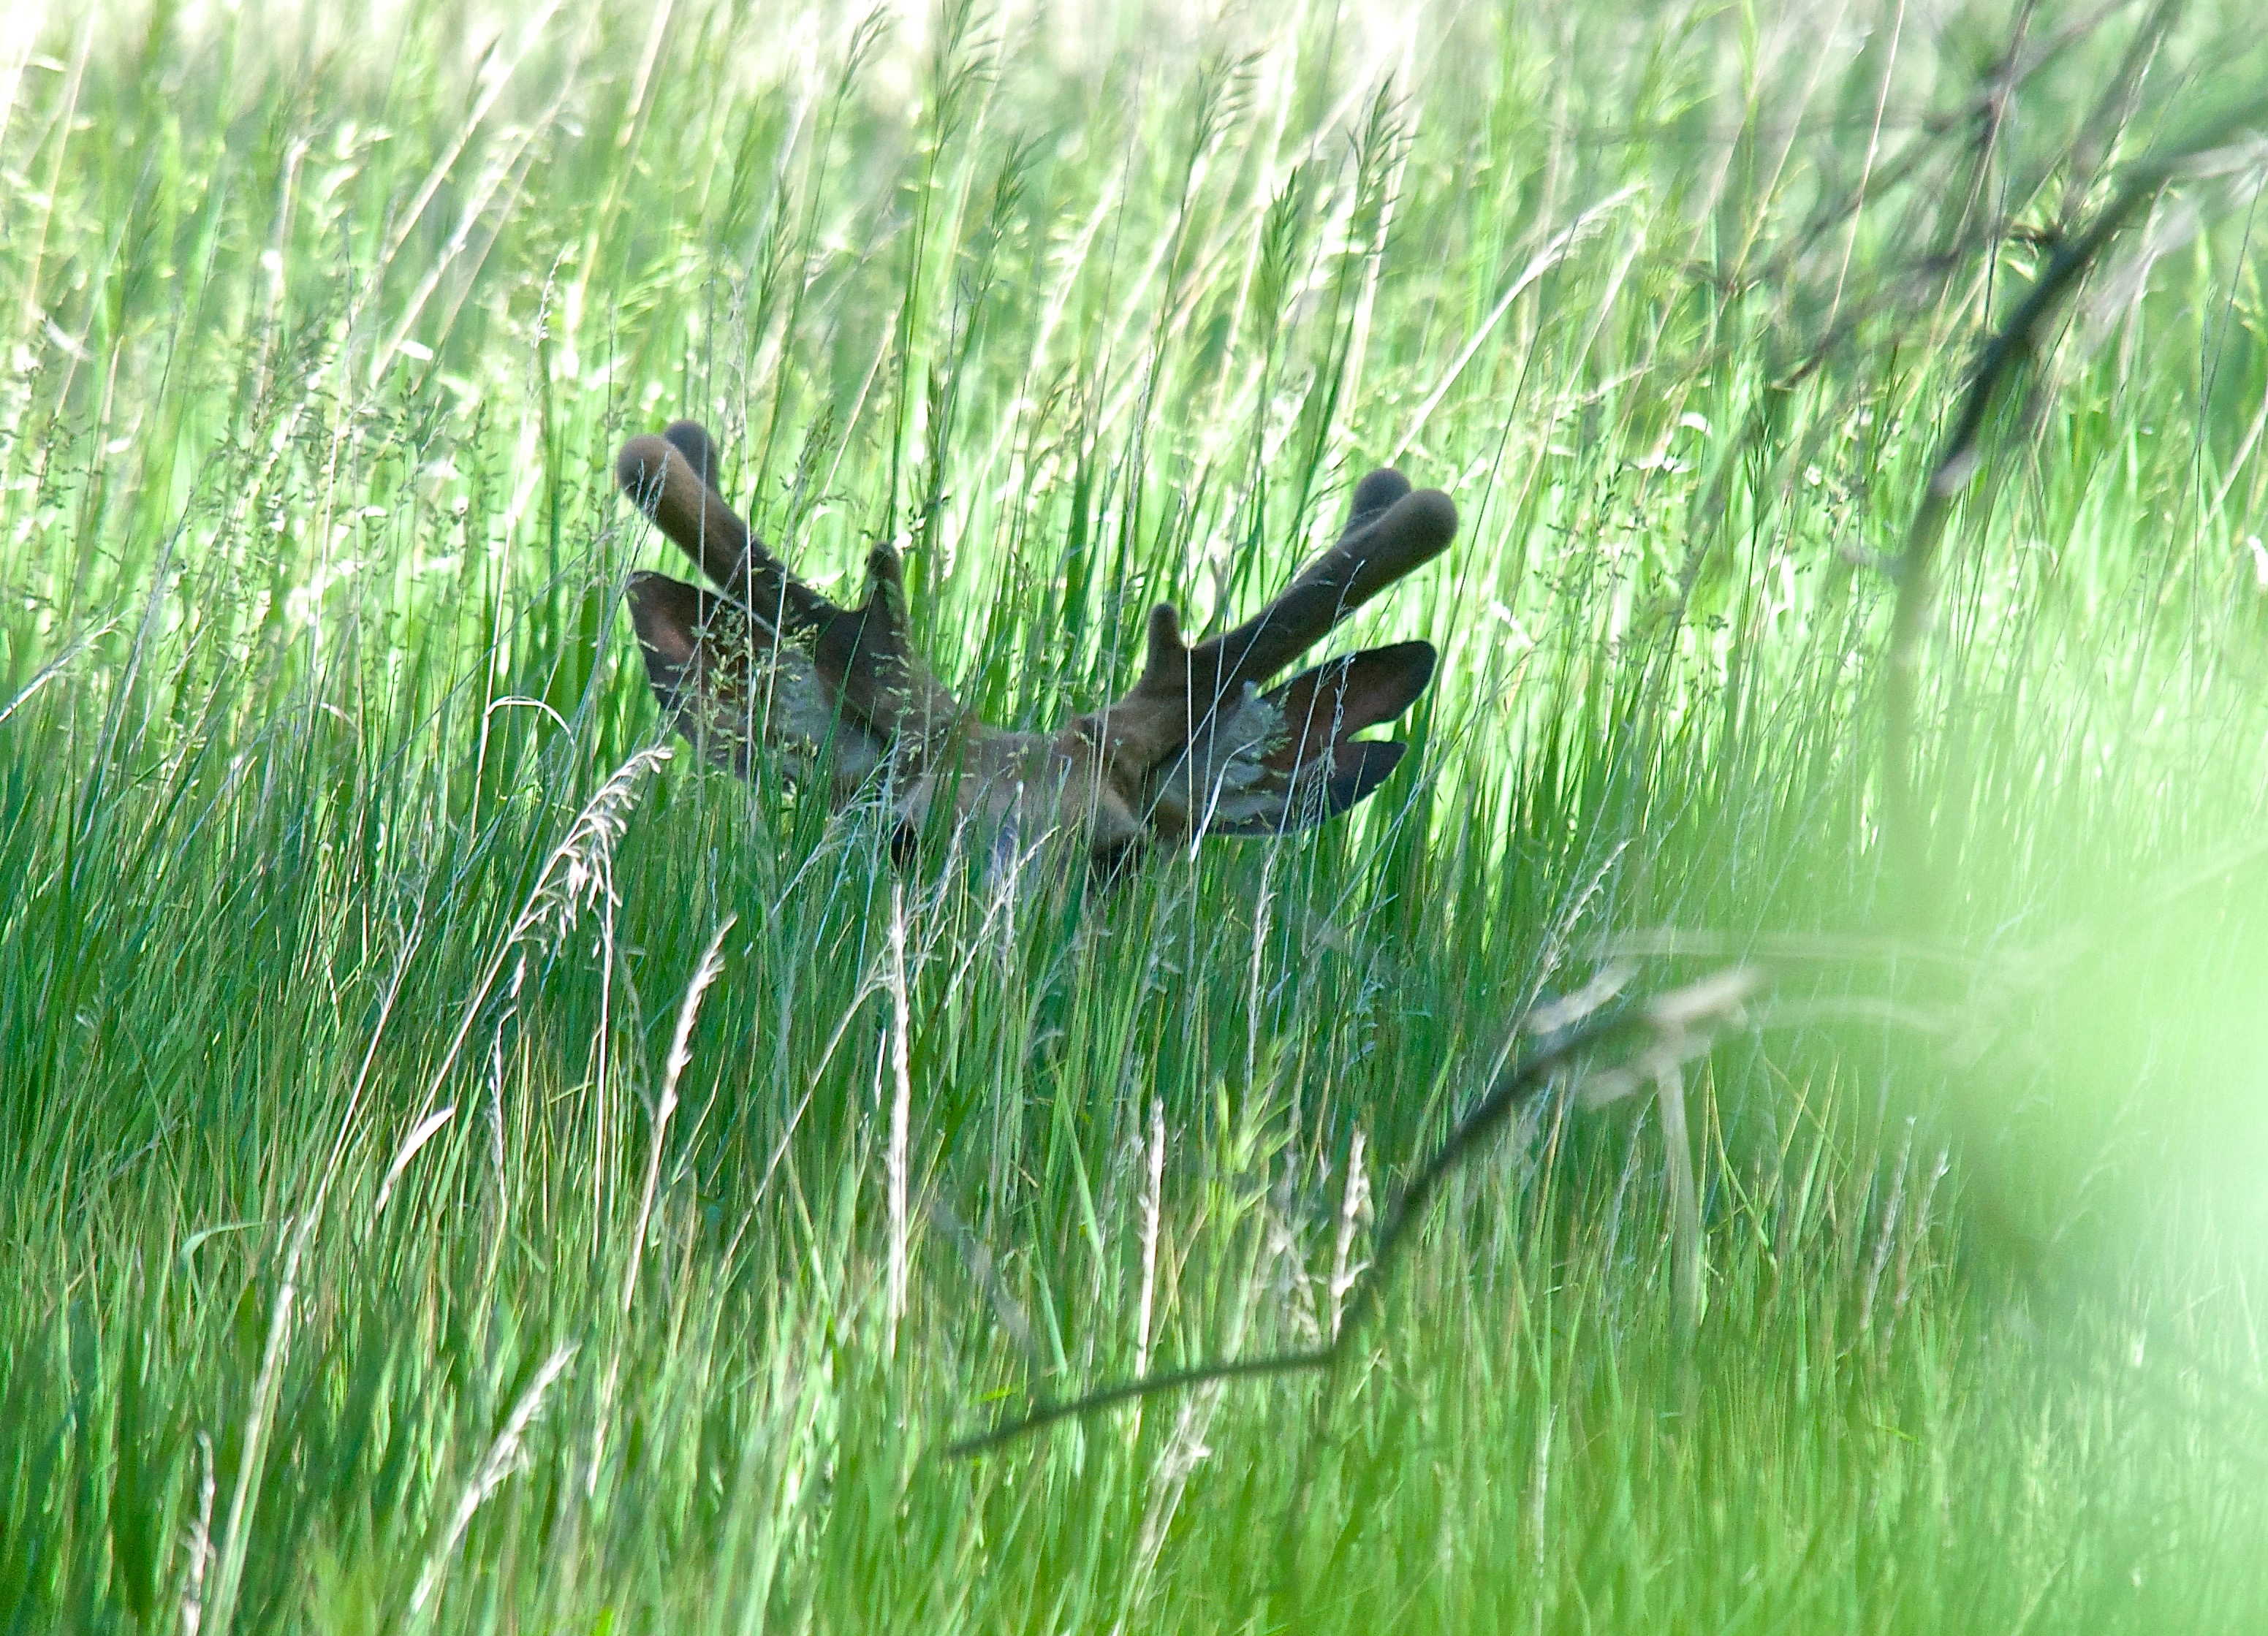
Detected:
left=4, top=0, right=2268, bottom=1629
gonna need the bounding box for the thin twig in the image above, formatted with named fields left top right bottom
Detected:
left=1656, top=1055, right=1703, bottom=1347
left=945, top=967, right=1761, bottom=1457
left=1881, top=99, right=2268, bottom=922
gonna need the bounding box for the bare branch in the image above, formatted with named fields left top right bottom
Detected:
left=944, top=967, right=1762, bottom=1458
left=1881, top=96, right=2268, bottom=922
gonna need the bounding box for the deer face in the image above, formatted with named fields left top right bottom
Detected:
left=615, top=420, right=1457, bottom=878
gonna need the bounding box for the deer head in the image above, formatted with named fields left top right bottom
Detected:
left=615, top=419, right=1457, bottom=877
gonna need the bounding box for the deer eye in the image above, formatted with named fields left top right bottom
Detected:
left=1087, top=837, right=1148, bottom=886
left=888, top=821, right=921, bottom=872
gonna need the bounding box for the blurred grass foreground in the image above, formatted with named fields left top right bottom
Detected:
left=4, top=0, right=2268, bottom=1629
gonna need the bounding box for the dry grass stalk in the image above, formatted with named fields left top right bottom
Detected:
left=1136, top=1096, right=1167, bottom=1377
left=408, top=1342, right=580, bottom=1618
left=623, top=915, right=736, bottom=1319
left=1328, top=1127, right=1372, bottom=1341
left=886, top=880, right=914, bottom=1358
left=376, top=746, right=672, bottom=1216
left=177, top=1432, right=215, bottom=1636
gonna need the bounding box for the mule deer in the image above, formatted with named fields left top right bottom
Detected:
left=615, top=420, right=1457, bottom=875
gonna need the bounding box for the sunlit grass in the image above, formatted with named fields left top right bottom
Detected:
left=4, top=1, right=2268, bottom=1629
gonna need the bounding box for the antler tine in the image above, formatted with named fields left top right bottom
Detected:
left=660, top=418, right=721, bottom=491
left=816, top=541, right=965, bottom=745
left=1129, top=473, right=1457, bottom=712
left=618, top=423, right=964, bottom=746
left=616, top=428, right=836, bottom=632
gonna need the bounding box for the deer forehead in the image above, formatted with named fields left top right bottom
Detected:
left=900, top=727, right=1145, bottom=853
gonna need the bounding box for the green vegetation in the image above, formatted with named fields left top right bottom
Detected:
left=6, top=1, right=2268, bottom=1628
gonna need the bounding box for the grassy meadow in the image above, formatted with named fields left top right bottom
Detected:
left=7, top=0, right=2268, bottom=1628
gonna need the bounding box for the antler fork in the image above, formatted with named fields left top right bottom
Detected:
left=615, top=420, right=1457, bottom=875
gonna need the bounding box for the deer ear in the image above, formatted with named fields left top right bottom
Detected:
left=1149, top=640, right=1434, bottom=838
left=1264, top=642, right=1435, bottom=766
left=626, top=571, right=750, bottom=775
left=626, top=571, right=714, bottom=700
left=624, top=571, right=887, bottom=790
left=1192, top=739, right=1413, bottom=837
left=1313, top=739, right=1408, bottom=821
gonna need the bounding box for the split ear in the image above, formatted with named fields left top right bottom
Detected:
left=1150, top=639, right=1436, bottom=837
left=624, top=570, right=886, bottom=794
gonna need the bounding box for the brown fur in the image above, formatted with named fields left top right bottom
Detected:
left=613, top=422, right=1457, bottom=874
